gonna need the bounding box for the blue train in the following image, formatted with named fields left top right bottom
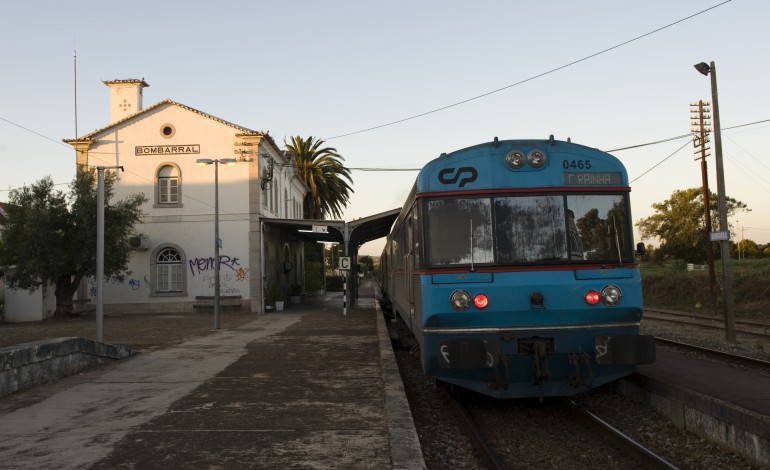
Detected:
left=380, top=137, right=655, bottom=399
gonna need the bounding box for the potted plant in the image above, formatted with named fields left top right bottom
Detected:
left=266, top=284, right=284, bottom=312
left=290, top=282, right=302, bottom=304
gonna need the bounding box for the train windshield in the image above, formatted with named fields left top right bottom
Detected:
left=426, top=193, right=633, bottom=266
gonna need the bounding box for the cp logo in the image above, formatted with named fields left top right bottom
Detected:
left=438, top=167, right=478, bottom=188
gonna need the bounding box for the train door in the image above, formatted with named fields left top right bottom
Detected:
left=406, top=212, right=415, bottom=321
left=406, top=208, right=424, bottom=327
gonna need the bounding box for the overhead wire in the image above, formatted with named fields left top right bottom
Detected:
left=629, top=140, right=691, bottom=184
left=325, top=1, right=733, bottom=140
left=0, top=2, right=757, bottom=191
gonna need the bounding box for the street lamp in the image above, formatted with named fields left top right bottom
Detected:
left=96, top=165, right=123, bottom=343
left=694, top=61, right=736, bottom=342
left=197, top=158, right=237, bottom=329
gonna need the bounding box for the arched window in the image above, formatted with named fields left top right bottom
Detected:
left=150, top=245, right=187, bottom=296
left=273, top=178, right=278, bottom=215
left=155, top=164, right=182, bottom=207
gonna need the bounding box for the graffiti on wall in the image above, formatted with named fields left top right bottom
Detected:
left=86, top=254, right=250, bottom=299
left=87, top=274, right=150, bottom=299
left=188, top=255, right=243, bottom=276
left=190, top=254, right=249, bottom=295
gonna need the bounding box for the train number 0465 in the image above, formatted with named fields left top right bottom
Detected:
left=563, top=159, right=592, bottom=169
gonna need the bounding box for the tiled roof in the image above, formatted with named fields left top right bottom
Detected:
left=0, top=201, right=14, bottom=226
left=102, top=79, right=150, bottom=87
left=63, top=99, right=280, bottom=151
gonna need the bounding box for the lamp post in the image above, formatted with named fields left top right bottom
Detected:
left=96, top=165, right=123, bottom=343
left=197, top=158, right=237, bottom=329
left=694, top=61, right=736, bottom=342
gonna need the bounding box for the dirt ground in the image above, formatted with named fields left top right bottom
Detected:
left=0, top=311, right=259, bottom=351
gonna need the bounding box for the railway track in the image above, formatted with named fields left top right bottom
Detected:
left=644, top=308, right=770, bottom=340
left=443, top=387, right=678, bottom=469
left=392, top=317, right=758, bottom=468
left=643, top=308, right=770, bottom=363
left=654, top=336, right=770, bottom=369
left=560, top=398, right=679, bottom=470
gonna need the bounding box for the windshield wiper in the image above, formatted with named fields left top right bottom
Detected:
left=612, top=216, right=623, bottom=266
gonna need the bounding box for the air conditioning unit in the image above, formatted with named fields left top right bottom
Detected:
left=129, top=234, right=150, bottom=250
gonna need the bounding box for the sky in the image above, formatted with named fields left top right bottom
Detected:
left=1, top=0, right=769, bottom=256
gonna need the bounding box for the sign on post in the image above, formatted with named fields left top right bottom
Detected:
left=710, top=231, right=730, bottom=241
left=339, top=257, right=351, bottom=316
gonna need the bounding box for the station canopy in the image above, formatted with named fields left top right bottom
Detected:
left=260, top=208, right=401, bottom=256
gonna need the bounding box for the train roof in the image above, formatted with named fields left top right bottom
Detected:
left=416, top=137, right=628, bottom=194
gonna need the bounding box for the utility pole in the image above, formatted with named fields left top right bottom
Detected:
left=96, top=166, right=124, bottom=343
left=695, top=60, right=736, bottom=343
left=690, top=100, right=717, bottom=315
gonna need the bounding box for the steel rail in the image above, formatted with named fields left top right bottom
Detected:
left=561, top=398, right=679, bottom=470
left=646, top=308, right=770, bottom=330
left=441, top=387, right=506, bottom=470
left=654, top=337, right=770, bottom=369
left=643, top=312, right=770, bottom=340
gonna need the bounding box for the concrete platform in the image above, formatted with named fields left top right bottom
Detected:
left=620, top=346, right=770, bottom=466
left=0, top=287, right=425, bottom=469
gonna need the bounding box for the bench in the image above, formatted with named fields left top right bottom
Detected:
left=193, top=295, right=243, bottom=311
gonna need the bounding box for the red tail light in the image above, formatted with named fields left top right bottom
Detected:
left=473, top=293, right=489, bottom=309
left=584, top=290, right=600, bottom=305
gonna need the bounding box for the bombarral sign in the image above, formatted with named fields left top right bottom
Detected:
left=135, top=145, right=200, bottom=155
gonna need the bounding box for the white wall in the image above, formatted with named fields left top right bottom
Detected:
left=5, top=284, right=55, bottom=323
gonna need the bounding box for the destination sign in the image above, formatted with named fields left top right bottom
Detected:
left=135, top=145, right=200, bottom=156
left=563, top=172, right=622, bottom=185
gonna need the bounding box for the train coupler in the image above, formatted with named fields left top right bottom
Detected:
left=528, top=341, right=551, bottom=386
left=568, top=352, right=594, bottom=388
left=489, top=355, right=511, bottom=390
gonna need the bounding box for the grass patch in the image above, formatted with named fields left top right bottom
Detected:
left=641, top=259, right=770, bottom=321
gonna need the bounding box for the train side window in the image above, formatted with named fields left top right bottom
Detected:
left=427, top=198, right=493, bottom=266
left=412, top=210, right=421, bottom=268
left=565, top=194, right=631, bottom=262
left=494, top=195, right=567, bottom=263
left=392, top=234, right=403, bottom=269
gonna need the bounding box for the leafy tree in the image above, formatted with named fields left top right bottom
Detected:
left=284, top=135, right=353, bottom=219
left=735, top=239, right=759, bottom=259
left=358, top=255, right=374, bottom=275
left=635, top=188, right=748, bottom=263
left=0, top=167, right=147, bottom=318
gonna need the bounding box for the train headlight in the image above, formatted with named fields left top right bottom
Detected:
left=527, top=149, right=547, bottom=168
left=449, top=289, right=471, bottom=311
left=473, top=293, right=489, bottom=309
left=584, top=290, right=600, bottom=305
left=600, top=285, right=622, bottom=306
left=505, top=150, right=526, bottom=169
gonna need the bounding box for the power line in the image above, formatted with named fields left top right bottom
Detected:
left=325, top=1, right=733, bottom=140
left=348, top=167, right=419, bottom=172
left=1, top=117, right=765, bottom=184
left=0, top=117, right=73, bottom=149
left=629, top=140, right=690, bottom=184
left=618, top=118, right=770, bottom=185
left=605, top=134, right=690, bottom=153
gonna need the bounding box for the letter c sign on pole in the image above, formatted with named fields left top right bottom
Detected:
left=339, top=257, right=351, bottom=316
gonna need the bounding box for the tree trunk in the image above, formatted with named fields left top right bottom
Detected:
left=54, top=274, right=84, bottom=318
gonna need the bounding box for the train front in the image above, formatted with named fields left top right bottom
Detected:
left=413, top=138, right=656, bottom=399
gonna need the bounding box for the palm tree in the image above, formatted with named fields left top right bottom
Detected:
left=285, top=136, right=353, bottom=219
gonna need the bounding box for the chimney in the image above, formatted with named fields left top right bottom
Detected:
left=103, top=79, right=149, bottom=123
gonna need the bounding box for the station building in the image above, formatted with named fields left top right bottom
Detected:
left=3, top=78, right=398, bottom=321
left=63, top=78, right=308, bottom=315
